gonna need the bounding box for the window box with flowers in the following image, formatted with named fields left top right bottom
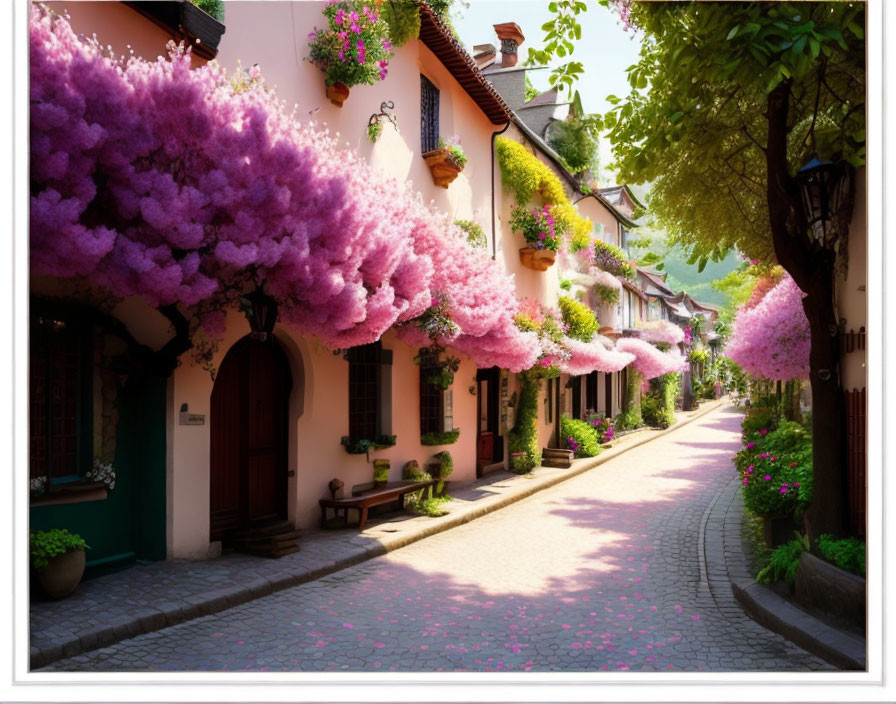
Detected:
left=307, top=1, right=394, bottom=107
left=422, top=138, right=467, bottom=188
left=509, top=205, right=562, bottom=271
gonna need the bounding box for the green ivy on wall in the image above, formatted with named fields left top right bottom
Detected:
left=508, top=371, right=541, bottom=472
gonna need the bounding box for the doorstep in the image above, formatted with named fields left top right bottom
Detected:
left=31, top=398, right=729, bottom=670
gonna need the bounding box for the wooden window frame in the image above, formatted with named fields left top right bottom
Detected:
left=418, top=348, right=444, bottom=435
left=346, top=342, right=393, bottom=442
left=29, top=313, right=93, bottom=489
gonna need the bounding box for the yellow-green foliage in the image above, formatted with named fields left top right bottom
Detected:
left=495, top=137, right=593, bottom=246
left=558, top=296, right=599, bottom=342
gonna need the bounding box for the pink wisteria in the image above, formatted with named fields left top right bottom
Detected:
left=638, top=319, right=684, bottom=346
left=724, top=274, right=810, bottom=381
left=616, top=338, right=686, bottom=380
left=29, top=9, right=537, bottom=370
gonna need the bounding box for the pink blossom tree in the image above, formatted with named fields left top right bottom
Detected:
left=29, top=9, right=538, bottom=372
left=724, top=274, right=809, bottom=382
left=616, top=337, right=687, bottom=380
left=638, top=319, right=684, bottom=347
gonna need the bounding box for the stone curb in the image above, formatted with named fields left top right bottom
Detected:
left=31, top=399, right=726, bottom=670
left=731, top=580, right=866, bottom=670
left=709, top=449, right=868, bottom=671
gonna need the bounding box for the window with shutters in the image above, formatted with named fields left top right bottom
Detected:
left=30, top=314, right=93, bottom=488
left=420, top=74, right=440, bottom=153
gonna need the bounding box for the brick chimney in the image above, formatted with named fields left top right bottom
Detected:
left=493, top=22, right=525, bottom=68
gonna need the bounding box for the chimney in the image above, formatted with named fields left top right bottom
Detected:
left=493, top=22, right=525, bottom=68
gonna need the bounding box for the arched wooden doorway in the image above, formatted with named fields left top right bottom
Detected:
left=210, top=335, right=293, bottom=544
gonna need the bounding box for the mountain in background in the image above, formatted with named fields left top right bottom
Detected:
left=629, top=224, right=741, bottom=307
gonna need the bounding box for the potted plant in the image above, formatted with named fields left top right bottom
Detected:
left=509, top=205, right=562, bottom=271
left=372, top=459, right=390, bottom=487
left=307, top=1, right=394, bottom=107
left=422, top=137, right=467, bottom=188
left=30, top=529, right=89, bottom=600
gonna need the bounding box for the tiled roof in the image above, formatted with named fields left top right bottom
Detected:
left=621, top=278, right=648, bottom=301
left=418, top=4, right=512, bottom=125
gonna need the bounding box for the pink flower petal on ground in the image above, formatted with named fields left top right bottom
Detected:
left=691, top=615, right=700, bottom=621
left=674, top=605, right=683, bottom=613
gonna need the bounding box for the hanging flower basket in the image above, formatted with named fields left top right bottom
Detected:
left=325, top=81, right=350, bottom=107
left=519, top=247, right=556, bottom=271
left=422, top=148, right=463, bottom=188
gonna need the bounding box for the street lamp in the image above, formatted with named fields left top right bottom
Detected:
left=240, top=286, right=278, bottom=341
left=796, top=155, right=855, bottom=248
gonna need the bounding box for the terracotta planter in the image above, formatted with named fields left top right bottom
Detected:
left=422, top=148, right=462, bottom=188
left=326, top=81, right=350, bottom=107
left=427, top=462, right=443, bottom=480
left=35, top=548, right=85, bottom=600
left=519, top=247, right=556, bottom=271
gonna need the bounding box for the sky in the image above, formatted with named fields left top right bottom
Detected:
left=452, top=1, right=642, bottom=117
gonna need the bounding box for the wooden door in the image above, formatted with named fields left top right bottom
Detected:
left=476, top=366, right=503, bottom=470
left=210, top=336, right=292, bottom=541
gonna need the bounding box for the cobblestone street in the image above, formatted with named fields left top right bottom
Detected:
left=43, top=405, right=831, bottom=672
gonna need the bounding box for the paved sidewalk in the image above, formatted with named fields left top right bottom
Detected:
left=30, top=399, right=727, bottom=670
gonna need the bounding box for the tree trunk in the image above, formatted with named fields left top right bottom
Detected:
left=764, top=81, right=845, bottom=542
left=800, top=280, right=844, bottom=542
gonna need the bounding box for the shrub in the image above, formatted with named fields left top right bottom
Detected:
left=741, top=406, right=779, bottom=439
left=642, top=372, right=678, bottom=428
left=560, top=415, right=602, bottom=457
left=557, top=296, right=599, bottom=342
left=405, top=492, right=451, bottom=517
left=585, top=412, right=615, bottom=443
left=510, top=452, right=533, bottom=474
left=546, top=116, right=598, bottom=174
left=30, top=529, right=89, bottom=569
left=737, top=421, right=813, bottom=517
left=756, top=532, right=809, bottom=586
left=688, top=348, right=709, bottom=365
left=615, top=368, right=644, bottom=430
left=816, top=534, right=866, bottom=577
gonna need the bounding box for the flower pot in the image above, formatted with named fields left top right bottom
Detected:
left=422, top=148, right=462, bottom=188
left=372, top=459, right=390, bottom=487
left=519, top=247, right=556, bottom=271
left=35, top=548, right=85, bottom=600
left=326, top=81, right=350, bottom=107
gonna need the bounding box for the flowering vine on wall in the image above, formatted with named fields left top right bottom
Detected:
left=29, top=7, right=540, bottom=373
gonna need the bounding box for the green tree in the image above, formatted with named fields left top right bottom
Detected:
left=532, top=1, right=865, bottom=541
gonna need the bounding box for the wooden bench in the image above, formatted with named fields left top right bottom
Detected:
left=319, top=479, right=436, bottom=530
